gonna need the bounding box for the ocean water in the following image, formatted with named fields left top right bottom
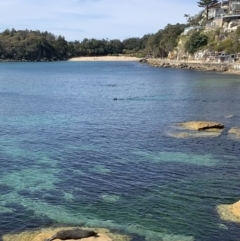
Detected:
left=0, top=61, right=240, bottom=241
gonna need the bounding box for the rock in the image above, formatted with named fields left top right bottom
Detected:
left=217, top=200, right=240, bottom=223
left=2, top=227, right=130, bottom=241
left=178, top=121, right=224, bottom=131
left=224, top=115, right=234, bottom=118
left=168, top=131, right=221, bottom=138
left=228, top=127, right=240, bottom=138
left=228, top=127, right=240, bottom=135
left=139, top=59, right=148, bottom=63
left=221, top=66, right=228, bottom=72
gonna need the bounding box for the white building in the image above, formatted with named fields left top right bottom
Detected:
left=208, top=2, right=225, bottom=19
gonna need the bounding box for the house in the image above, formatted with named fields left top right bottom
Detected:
left=221, top=0, right=230, bottom=10
left=218, top=53, right=235, bottom=63
left=229, top=0, right=240, bottom=14
left=208, top=2, right=225, bottom=19
left=203, top=0, right=240, bottom=29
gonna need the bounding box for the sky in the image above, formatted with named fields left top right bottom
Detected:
left=0, top=0, right=200, bottom=41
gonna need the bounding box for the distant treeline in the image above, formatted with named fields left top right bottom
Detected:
left=0, top=24, right=185, bottom=61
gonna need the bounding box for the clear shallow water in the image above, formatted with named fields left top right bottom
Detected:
left=0, top=62, right=240, bottom=241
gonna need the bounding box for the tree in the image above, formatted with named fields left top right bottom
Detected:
left=185, top=31, right=208, bottom=54
left=184, top=14, right=190, bottom=23
left=197, top=0, right=218, bottom=20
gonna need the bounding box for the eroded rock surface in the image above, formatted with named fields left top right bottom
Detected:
left=217, top=200, right=240, bottom=223
left=168, top=131, right=221, bottom=138
left=178, top=121, right=224, bottom=131
left=2, top=227, right=130, bottom=241
left=228, top=127, right=240, bottom=138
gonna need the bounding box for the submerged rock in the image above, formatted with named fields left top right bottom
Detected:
left=217, top=200, right=240, bottom=223
left=224, top=115, right=234, bottom=119
left=2, top=227, right=130, bottom=241
left=228, top=127, right=240, bottom=138
left=178, top=121, right=224, bottom=131
left=168, top=131, right=221, bottom=139
left=168, top=121, right=224, bottom=139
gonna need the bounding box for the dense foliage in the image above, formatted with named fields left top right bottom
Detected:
left=202, top=26, right=240, bottom=54
left=184, top=31, right=208, bottom=54
left=0, top=28, right=151, bottom=61
left=0, top=29, right=68, bottom=61
left=145, top=24, right=186, bottom=57
left=0, top=25, right=185, bottom=61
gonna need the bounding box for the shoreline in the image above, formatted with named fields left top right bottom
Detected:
left=68, top=56, right=140, bottom=62
left=144, top=58, right=240, bottom=75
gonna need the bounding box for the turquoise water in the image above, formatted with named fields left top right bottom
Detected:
left=0, top=62, right=240, bottom=241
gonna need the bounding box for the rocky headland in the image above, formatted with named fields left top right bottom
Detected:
left=139, top=59, right=240, bottom=74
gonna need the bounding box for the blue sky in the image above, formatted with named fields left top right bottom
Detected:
left=0, top=0, right=200, bottom=41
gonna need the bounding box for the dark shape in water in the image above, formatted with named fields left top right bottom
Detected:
left=113, top=98, right=125, bottom=101
left=45, top=228, right=98, bottom=241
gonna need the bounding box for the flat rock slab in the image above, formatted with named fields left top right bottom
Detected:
left=217, top=200, right=240, bottom=223
left=228, top=127, right=240, bottom=137
left=2, top=227, right=130, bottom=241
left=178, top=121, right=224, bottom=131
left=168, top=131, right=221, bottom=138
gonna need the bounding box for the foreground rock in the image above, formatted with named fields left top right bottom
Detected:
left=178, top=121, right=224, bottom=131
left=2, top=227, right=130, bottom=241
left=217, top=200, right=240, bottom=223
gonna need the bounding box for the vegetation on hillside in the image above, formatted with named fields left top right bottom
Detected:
left=0, top=24, right=185, bottom=61
left=181, top=25, right=240, bottom=56
left=145, top=24, right=186, bottom=58
left=185, top=31, right=208, bottom=54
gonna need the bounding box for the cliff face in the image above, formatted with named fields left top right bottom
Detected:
left=169, top=22, right=240, bottom=62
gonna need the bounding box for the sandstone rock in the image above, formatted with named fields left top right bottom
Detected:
left=228, top=127, right=240, bottom=136
left=2, top=227, right=130, bottom=241
left=228, top=127, right=240, bottom=139
left=217, top=200, right=240, bottom=223
left=168, top=131, right=221, bottom=138
left=178, top=121, right=224, bottom=131
left=139, top=59, right=148, bottom=63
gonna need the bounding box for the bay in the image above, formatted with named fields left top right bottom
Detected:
left=0, top=61, right=240, bottom=241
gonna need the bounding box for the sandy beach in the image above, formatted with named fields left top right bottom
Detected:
left=68, top=56, right=140, bottom=61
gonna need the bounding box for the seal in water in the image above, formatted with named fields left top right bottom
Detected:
left=45, top=228, right=98, bottom=241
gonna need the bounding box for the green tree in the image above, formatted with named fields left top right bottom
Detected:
left=197, top=0, right=218, bottom=19
left=184, top=14, right=190, bottom=23
left=185, top=31, right=208, bottom=54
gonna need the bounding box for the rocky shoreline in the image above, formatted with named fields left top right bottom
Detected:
left=140, top=58, right=240, bottom=74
